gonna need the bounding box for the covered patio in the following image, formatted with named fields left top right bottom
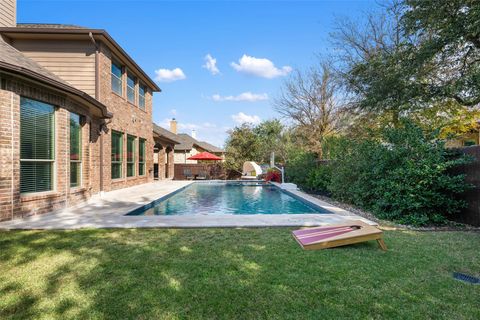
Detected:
left=153, top=124, right=180, bottom=180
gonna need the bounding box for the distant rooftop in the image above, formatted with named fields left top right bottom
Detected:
left=175, top=133, right=224, bottom=153
left=153, top=123, right=181, bottom=144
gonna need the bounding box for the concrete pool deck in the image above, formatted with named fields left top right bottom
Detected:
left=0, top=180, right=376, bottom=230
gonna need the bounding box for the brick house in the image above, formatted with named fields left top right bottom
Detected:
left=168, top=119, right=225, bottom=164
left=0, top=1, right=164, bottom=220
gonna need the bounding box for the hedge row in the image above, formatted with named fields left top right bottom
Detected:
left=286, top=121, right=472, bottom=226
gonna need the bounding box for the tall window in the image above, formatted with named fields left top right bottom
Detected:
left=127, top=73, right=136, bottom=104
left=70, top=113, right=82, bottom=188
left=111, top=61, right=123, bottom=95
left=20, top=97, right=55, bottom=193
left=111, top=131, right=123, bottom=179
left=127, top=135, right=136, bottom=177
left=139, top=138, right=146, bottom=176
left=139, top=85, right=146, bottom=110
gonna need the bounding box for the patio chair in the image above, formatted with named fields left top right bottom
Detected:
left=196, top=170, right=208, bottom=180
left=183, top=168, right=194, bottom=180
left=292, top=220, right=387, bottom=251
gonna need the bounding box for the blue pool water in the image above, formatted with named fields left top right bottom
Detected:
left=127, top=182, right=330, bottom=216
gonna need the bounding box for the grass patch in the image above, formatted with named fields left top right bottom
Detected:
left=0, top=228, right=479, bottom=319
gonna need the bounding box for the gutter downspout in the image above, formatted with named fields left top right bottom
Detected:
left=10, top=90, right=14, bottom=220
left=91, top=33, right=104, bottom=193
left=65, top=111, right=68, bottom=209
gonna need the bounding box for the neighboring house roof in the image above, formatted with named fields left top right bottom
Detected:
left=174, top=133, right=196, bottom=151
left=0, top=24, right=160, bottom=92
left=0, top=38, right=112, bottom=118
left=152, top=123, right=181, bottom=144
left=174, top=133, right=224, bottom=153
left=195, top=141, right=225, bottom=153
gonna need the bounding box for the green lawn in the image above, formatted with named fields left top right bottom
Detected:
left=0, top=228, right=478, bottom=320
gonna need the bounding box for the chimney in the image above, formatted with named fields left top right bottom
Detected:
left=191, top=130, right=197, bottom=139
left=170, top=118, right=177, bottom=134
left=0, top=0, right=17, bottom=27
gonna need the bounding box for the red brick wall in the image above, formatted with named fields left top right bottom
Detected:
left=0, top=88, right=19, bottom=220
left=97, top=43, right=154, bottom=191
left=0, top=76, right=102, bottom=220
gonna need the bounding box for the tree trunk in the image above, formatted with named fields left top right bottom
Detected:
left=392, top=110, right=400, bottom=128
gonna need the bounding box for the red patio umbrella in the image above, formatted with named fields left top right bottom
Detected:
left=187, top=151, right=223, bottom=161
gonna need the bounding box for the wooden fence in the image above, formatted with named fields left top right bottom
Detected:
left=452, top=145, right=480, bottom=226
left=173, top=163, right=226, bottom=180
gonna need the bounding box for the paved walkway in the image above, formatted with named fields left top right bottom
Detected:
left=0, top=181, right=375, bottom=230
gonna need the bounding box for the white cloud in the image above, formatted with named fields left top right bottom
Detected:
left=154, top=68, right=186, bottom=82
left=203, top=54, right=220, bottom=75
left=212, top=92, right=268, bottom=102
left=231, top=54, right=292, bottom=78
left=231, top=112, right=261, bottom=125
left=170, top=109, right=177, bottom=116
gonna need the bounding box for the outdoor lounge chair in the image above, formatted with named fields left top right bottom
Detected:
left=183, top=169, right=194, bottom=180
left=292, top=220, right=387, bottom=251
left=196, top=170, right=207, bottom=180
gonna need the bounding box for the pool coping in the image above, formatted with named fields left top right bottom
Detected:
left=0, top=180, right=376, bottom=230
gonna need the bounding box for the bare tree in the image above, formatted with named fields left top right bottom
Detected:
left=274, top=63, right=343, bottom=159
left=330, top=0, right=414, bottom=126
left=331, top=1, right=405, bottom=67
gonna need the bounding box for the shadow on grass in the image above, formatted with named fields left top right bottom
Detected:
left=0, top=229, right=479, bottom=319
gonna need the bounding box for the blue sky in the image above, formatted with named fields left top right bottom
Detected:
left=18, top=0, right=376, bottom=147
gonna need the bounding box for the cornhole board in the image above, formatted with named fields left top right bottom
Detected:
left=292, top=220, right=387, bottom=251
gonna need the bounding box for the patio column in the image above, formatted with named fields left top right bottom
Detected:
left=167, top=146, right=175, bottom=179
left=158, top=146, right=166, bottom=180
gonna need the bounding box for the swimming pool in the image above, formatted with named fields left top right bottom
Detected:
left=126, top=182, right=331, bottom=216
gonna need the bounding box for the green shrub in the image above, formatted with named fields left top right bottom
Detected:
left=328, top=120, right=472, bottom=226
left=285, top=151, right=317, bottom=188
left=305, top=165, right=332, bottom=193
left=285, top=151, right=332, bottom=193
